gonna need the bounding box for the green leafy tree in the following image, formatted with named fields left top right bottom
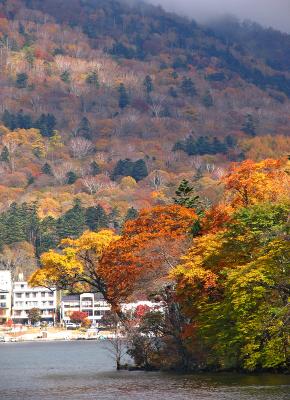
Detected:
left=175, top=202, right=290, bottom=371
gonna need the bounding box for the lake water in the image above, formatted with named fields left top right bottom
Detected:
left=0, top=341, right=289, bottom=400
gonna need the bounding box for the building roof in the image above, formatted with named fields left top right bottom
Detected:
left=61, top=293, right=105, bottom=302
left=62, top=294, right=80, bottom=301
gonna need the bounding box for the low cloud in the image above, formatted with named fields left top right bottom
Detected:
left=145, top=0, right=290, bottom=33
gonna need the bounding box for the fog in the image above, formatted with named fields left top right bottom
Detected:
left=144, top=0, right=290, bottom=33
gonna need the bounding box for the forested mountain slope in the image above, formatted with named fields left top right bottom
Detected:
left=0, top=0, right=289, bottom=274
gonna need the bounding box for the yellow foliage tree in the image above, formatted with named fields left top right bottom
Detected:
left=29, top=230, right=120, bottom=303
left=120, top=176, right=137, bottom=190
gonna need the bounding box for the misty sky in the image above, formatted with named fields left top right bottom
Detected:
left=145, top=0, right=290, bottom=33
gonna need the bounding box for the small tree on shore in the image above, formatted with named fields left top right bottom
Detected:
left=70, top=311, right=88, bottom=325
left=27, top=308, right=42, bottom=325
left=102, top=311, right=128, bottom=370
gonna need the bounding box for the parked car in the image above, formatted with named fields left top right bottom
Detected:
left=65, top=322, right=80, bottom=330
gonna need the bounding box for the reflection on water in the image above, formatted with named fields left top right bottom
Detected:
left=0, top=341, right=289, bottom=400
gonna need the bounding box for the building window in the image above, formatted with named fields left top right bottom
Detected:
left=81, top=297, right=93, bottom=302
left=16, top=293, right=22, bottom=299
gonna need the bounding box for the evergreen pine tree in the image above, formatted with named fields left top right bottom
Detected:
left=174, top=179, right=204, bottom=215
left=90, top=161, right=101, bottom=176
left=2, top=110, right=17, bottom=130
left=60, top=70, right=70, bottom=83
left=41, top=162, right=52, bottom=175
left=143, top=75, right=153, bottom=94
left=2, top=203, right=27, bottom=244
left=112, top=159, right=134, bottom=180
left=108, top=206, right=121, bottom=230
left=66, top=171, right=78, bottom=185
left=57, top=199, right=86, bottom=239
left=16, top=73, right=28, bottom=89
left=212, top=137, right=227, bottom=154
left=86, top=71, right=100, bottom=88
left=118, top=83, right=130, bottom=109
left=132, top=159, right=148, bottom=182
left=77, top=117, right=91, bottom=139
left=185, top=135, right=197, bottom=156
left=202, top=90, right=214, bottom=107
left=21, top=202, right=40, bottom=246
left=16, top=110, right=32, bottom=129
left=0, top=146, right=10, bottom=163
left=36, top=216, right=58, bottom=256
left=85, top=205, right=109, bottom=231
left=168, top=86, right=178, bottom=98
left=35, top=114, right=56, bottom=137
left=242, top=114, right=256, bottom=137
left=124, top=207, right=138, bottom=222
left=181, top=77, right=197, bottom=97
left=225, top=135, right=237, bottom=148
left=27, top=175, right=35, bottom=186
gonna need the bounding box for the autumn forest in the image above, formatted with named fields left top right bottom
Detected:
left=0, top=0, right=289, bottom=372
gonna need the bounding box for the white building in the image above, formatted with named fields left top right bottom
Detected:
left=61, top=293, right=163, bottom=326
left=0, top=270, right=12, bottom=291
left=12, top=281, right=57, bottom=324
left=0, top=271, right=12, bottom=323
left=61, top=293, right=111, bottom=326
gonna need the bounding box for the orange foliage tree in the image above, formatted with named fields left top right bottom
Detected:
left=99, top=205, right=197, bottom=303
left=223, top=158, right=289, bottom=208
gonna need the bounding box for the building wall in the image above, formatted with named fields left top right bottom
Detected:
left=61, top=293, right=111, bottom=326
left=0, top=290, right=12, bottom=322
left=12, top=282, right=57, bottom=323
left=0, top=271, right=12, bottom=323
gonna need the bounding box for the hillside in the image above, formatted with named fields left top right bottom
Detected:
left=0, top=0, right=289, bottom=271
